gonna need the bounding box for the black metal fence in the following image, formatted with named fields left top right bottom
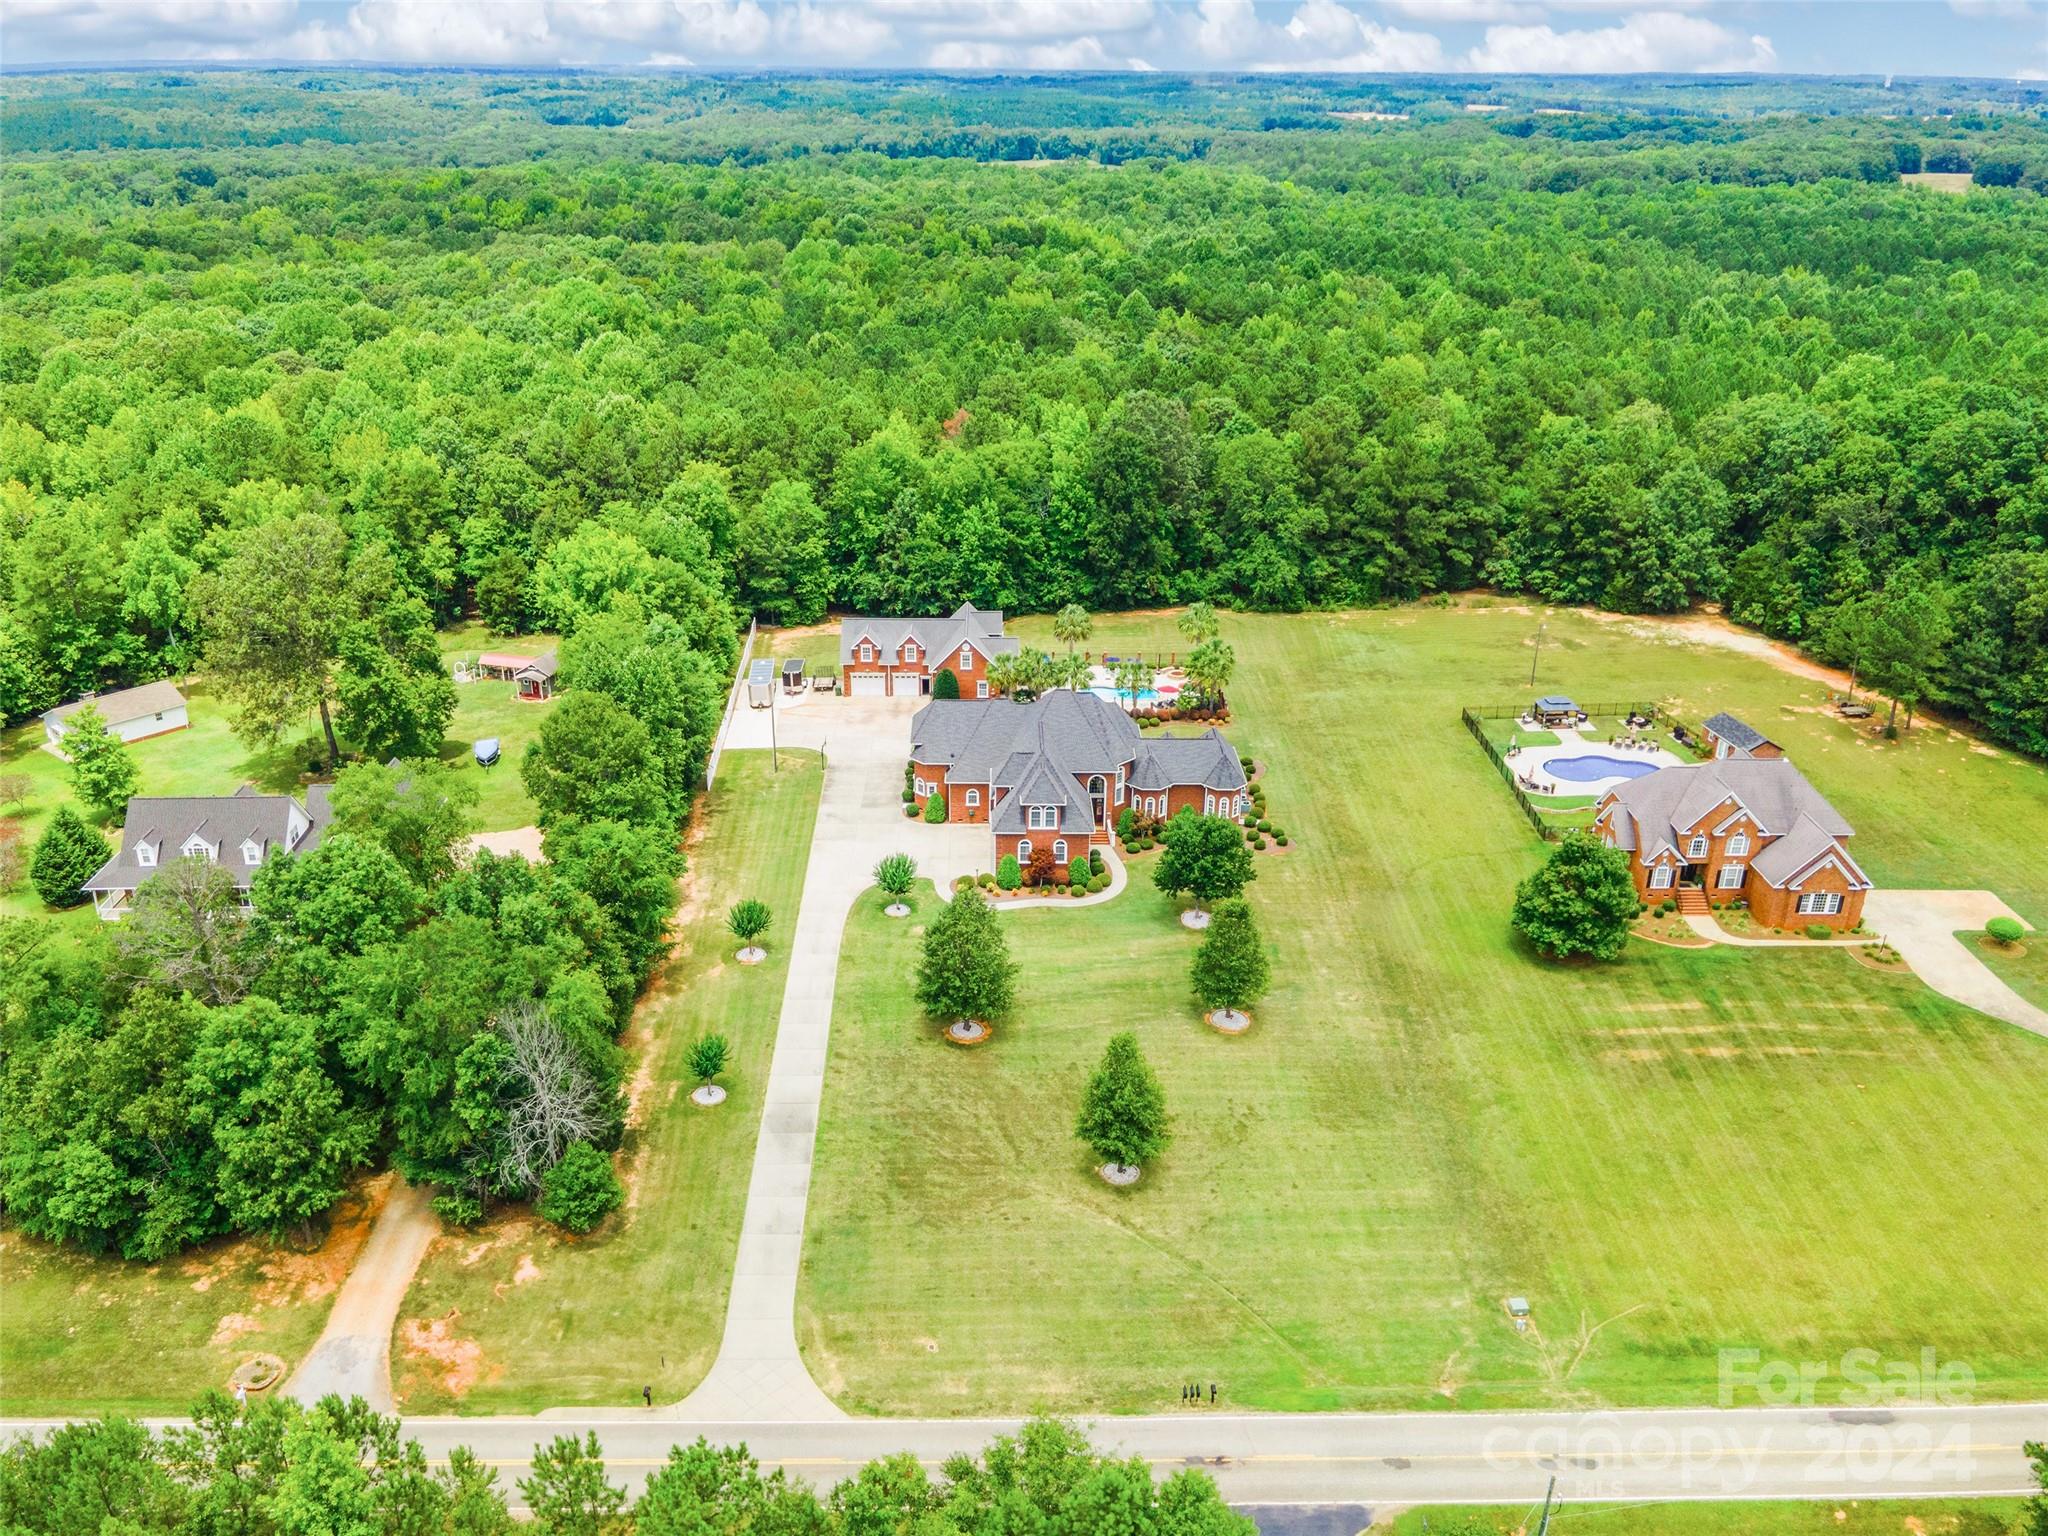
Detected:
left=1461, top=701, right=1661, bottom=843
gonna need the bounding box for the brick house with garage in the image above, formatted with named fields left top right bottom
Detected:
left=1700, top=711, right=1782, bottom=760
left=840, top=603, right=1020, bottom=698
left=910, top=688, right=1248, bottom=882
left=1592, top=756, right=1871, bottom=929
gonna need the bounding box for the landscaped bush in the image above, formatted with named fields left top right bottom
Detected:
left=1068, top=881, right=1087, bottom=897
left=996, top=854, right=1021, bottom=891
left=922, top=792, right=947, bottom=824
left=537, top=1142, right=624, bottom=1234
left=954, top=875, right=972, bottom=892
left=901, top=788, right=914, bottom=803
left=903, top=804, right=918, bottom=817
left=1089, top=848, right=1104, bottom=876
left=1806, top=923, right=1833, bottom=940
left=1987, top=916, right=2025, bottom=945
left=1275, top=835, right=1288, bottom=847
left=978, top=871, right=996, bottom=889
left=1116, top=806, right=1137, bottom=841
left=1245, top=828, right=1257, bottom=843
left=1257, top=819, right=1272, bottom=833
left=1089, top=875, right=1109, bottom=894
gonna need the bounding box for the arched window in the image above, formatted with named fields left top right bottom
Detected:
left=1017, top=840, right=1032, bottom=864
left=1053, top=839, right=1068, bottom=865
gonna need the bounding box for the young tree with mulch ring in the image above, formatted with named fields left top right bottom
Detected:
left=1077, top=1031, right=1170, bottom=1185
left=916, top=886, right=1015, bottom=1043
left=1190, top=898, right=1269, bottom=1032
left=874, top=852, right=917, bottom=916
left=1511, top=830, right=1640, bottom=962
left=689, top=1034, right=731, bottom=1106
left=1152, top=809, right=1255, bottom=924
left=728, top=898, right=772, bottom=963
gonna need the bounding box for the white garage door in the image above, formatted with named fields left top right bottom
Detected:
left=848, top=672, right=888, bottom=697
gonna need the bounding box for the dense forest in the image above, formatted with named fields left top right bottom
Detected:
left=1, top=70, right=2046, bottom=1255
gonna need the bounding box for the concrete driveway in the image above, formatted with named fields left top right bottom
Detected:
left=1861, top=889, right=2046, bottom=1041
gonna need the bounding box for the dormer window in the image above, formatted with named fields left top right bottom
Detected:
left=1027, top=805, right=1056, bottom=830
left=182, top=836, right=214, bottom=862
left=1687, top=834, right=1708, bottom=859
left=1726, top=831, right=1749, bottom=858
left=241, top=839, right=264, bottom=865
left=859, top=642, right=874, bottom=662
left=136, top=841, right=156, bottom=867
left=902, top=643, right=918, bottom=662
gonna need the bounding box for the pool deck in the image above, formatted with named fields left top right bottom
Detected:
left=1506, top=726, right=1682, bottom=799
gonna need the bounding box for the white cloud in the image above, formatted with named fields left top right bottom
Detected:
left=1376, top=0, right=1540, bottom=21
left=1465, top=10, right=1777, bottom=72
left=876, top=0, right=1152, bottom=42
left=1192, top=0, right=1261, bottom=59
left=1255, top=0, right=1444, bottom=69
left=1946, top=0, right=2037, bottom=17
left=928, top=31, right=1113, bottom=67
left=776, top=0, right=895, bottom=59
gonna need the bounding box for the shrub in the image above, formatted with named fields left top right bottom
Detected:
left=1257, top=819, right=1272, bottom=833
left=903, top=804, right=917, bottom=817
left=1987, top=916, right=2025, bottom=945
left=1028, top=844, right=1056, bottom=888
left=931, top=666, right=960, bottom=700
left=30, top=808, right=107, bottom=909
left=978, top=871, right=996, bottom=889
left=901, top=788, right=914, bottom=803
left=1252, top=836, right=1266, bottom=849
left=954, top=874, right=972, bottom=892
left=922, top=792, right=947, bottom=824
left=1089, top=875, right=1109, bottom=894
left=688, top=1034, right=730, bottom=1083
left=1275, top=835, right=1288, bottom=847
left=1805, top=923, right=1833, bottom=940
left=1068, top=881, right=1086, bottom=897
left=537, top=1143, right=624, bottom=1234
left=1089, top=848, right=1104, bottom=876
left=996, top=854, right=1021, bottom=891
left=1116, top=806, right=1137, bottom=841
left=1244, top=829, right=1257, bottom=843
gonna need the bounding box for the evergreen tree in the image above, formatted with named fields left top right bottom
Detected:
left=932, top=666, right=960, bottom=699
left=1076, top=1031, right=1170, bottom=1172
left=29, top=807, right=107, bottom=908
left=915, top=887, right=1015, bottom=1024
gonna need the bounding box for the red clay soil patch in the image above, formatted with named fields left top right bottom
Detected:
left=252, top=1171, right=392, bottom=1308
left=398, top=1308, right=495, bottom=1399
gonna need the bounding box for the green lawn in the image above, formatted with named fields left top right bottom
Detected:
left=1375, top=1498, right=2023, bottom=1535
left=393, top=748, right=822, bottom=1413
left=796, top=602, right=2048, bottom=1417
left=0, top=1173, right=391, bottom=1417
left=756, top=621, right=841, bottom=690
left=1963, top=931, right=2048, bottom=1016
left=437, top=623, right=561, bottom=831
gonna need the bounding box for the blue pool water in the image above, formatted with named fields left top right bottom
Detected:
left=1090, top=686, right=1170, bottom=705
left=1546, top=754, right=1661, bottom=784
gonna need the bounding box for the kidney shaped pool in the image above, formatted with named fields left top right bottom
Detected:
left=1545, top=754, right=1662, bottom=784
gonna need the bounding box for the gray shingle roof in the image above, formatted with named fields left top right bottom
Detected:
left=912, top=690, right=1246, bottom=836
left=83, top=788, right=331, bottom=894
left=1749, top=813, right=1871, bottom=889
left=1598, top=757, right=1854, bottom=871
left=44, top=680, right=187, bottom=729
left=1702, top=711, right=1773, bottom=752
left=839, top=603, right=1019, bottom=669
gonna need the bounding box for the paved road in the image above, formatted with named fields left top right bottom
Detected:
left=13, top=1402, right=2034, bottom=1510
left=1863, top=890, right=2047, bottom=1041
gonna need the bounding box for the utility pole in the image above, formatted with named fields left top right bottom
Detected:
left=770, top=663, right=779, bottom=773
left=1529, top=620, right=1546, bottom=688
left=1535, top=1475, right=1557, bottom=1536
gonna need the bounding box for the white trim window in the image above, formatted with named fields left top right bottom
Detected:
left=959, top=644, right=973, bottom=668
left=1725, top=831, right=1749, bottom=858
left=1017, top=840, right=1032, bottom=864
left=1796, top=890, right=1844, bottom=916
left=1053, top=839, right=1068, bottom=865
left=977, top=681, right=989, bottom=699
left=1027, top=804, right=1057, bottom=831
left=1686, top=834, right=1709, bottom=859
left=1233, top=794, right=1245, bottom=816
left=1204, top=792, right=1216, bottom=815
left=902, top=643, right=918, bottom=662
left=182, top=836, right=214, bottom=862
left=964, top=788, right=980, bottom=809
left=1650, top=866, right=1674, bottom=890
left=1717, top=863, right=1745, bottom=889
left=914, top=777, right=929, bottom=797
left=241, top=839, right=263, bottom=866
left=136, top=841, right=156, bottom=868
left=859, top=642, right=874, bottom=662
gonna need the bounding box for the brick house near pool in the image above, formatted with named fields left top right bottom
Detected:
left=840, top=603, right=1020, bottom=698
left=910, top=688, right=1248, bottom=883
left=1592, top=756, right=1871, bottom=930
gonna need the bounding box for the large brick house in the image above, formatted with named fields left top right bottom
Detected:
left=1592, top=756, right=1871, bottom=929
left=910, top=688, right=1248, bottom=882
left=840, top=603, right=1020, bottom=698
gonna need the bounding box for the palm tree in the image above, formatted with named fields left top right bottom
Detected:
left=986, top=653, right=1021, bottom=699
left=1184, top=638, right=1235, bottom=711
left=1052, top=603, right=1093, bottom=655
left=1113, top=655, right=1151, bottom=713
left=1048, top=652, right=1093, bottom=692
left=1178, top=601, right=1219, bottom=647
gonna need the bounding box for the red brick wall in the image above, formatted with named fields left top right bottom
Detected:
left=911, top=761, right=947, bottom=815
left=1747, top=863, right=1864, bottom=931
left=995, top=831, right=1084, bottom=883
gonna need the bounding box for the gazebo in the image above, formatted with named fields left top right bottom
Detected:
left=1533, top=695, right=1580, bottom=727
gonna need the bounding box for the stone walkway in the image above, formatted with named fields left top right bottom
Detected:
left=1861, top=889, right=2047, bottom=1041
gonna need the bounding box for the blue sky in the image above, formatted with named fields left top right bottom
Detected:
left=3, top=1, right=2043, bottom=79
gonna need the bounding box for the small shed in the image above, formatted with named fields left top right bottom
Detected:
left=43, top=681, right=190, bottom=749
left=514, top=652, right=558, bottom=702
left=782, top=659, right=806, bottom=693
left=1533, top=695, right=1580, bottom=727
left=1701, top=711, right=1780, bottom=760
left=748, top=658, right=775, bottom=708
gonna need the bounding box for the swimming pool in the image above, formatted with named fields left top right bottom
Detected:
left=1089, top=686, right=1174, bottom=706
left=1545, top=754, right=1661, bottom=784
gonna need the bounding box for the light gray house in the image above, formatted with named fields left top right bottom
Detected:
left=43, top=680, right=189, bottom=750
left=81, top=784, right=333, bottom=920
